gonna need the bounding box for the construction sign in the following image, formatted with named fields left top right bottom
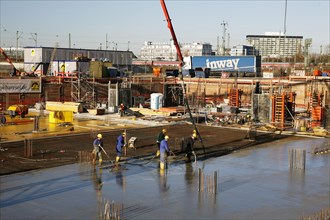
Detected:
left=0, top=78, right=42, bottom=93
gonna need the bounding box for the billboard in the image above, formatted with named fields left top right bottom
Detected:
left=187, top=56, right=258, bottom=73
left=0, top=78, right=42, bottom=93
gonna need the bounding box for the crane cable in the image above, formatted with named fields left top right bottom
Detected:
left=180, top=75, right=207, bottom=158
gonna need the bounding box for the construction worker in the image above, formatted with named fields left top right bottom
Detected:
left=159, top=135, right=171, bottom=170
left=116, top=131, right=126, bottom=162
left=92, top=134, right=103, bottom=166
left=181, top=133, right=197, bottom=162
left=119, top=103, right=126, bottom=117
left=0, top=112, right=6, bottom=125
left=156, top=128, right=166, bottom=153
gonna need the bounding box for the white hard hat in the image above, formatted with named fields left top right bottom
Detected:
left=97, top=134, right=102, bottom=138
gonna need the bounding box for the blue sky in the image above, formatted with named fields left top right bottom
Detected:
left=1, top=0, right=329, bottom=55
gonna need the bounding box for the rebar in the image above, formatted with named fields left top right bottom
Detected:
left=198, top=168, right=218, bottom=194
left=78, top=151, right=91, bottom=163
left=24, top=139, right=33, bottom=157
left=288, top=148, right=306, bottom=170
left=33, top=116, right=40, bottom=132
left=102, top=199, right=124, bottom=220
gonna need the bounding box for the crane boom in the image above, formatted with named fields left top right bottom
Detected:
left=160, top=0, right=183, bottom=67
left=159, top=0, right=207, bottom=157
left=0, top=47, right=20, bottom=76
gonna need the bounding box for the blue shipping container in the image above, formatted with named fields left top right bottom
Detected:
left=190, top=56, right=257, bottom=73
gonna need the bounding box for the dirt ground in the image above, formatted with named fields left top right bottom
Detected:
left=0, top=123, right=290, bottom=176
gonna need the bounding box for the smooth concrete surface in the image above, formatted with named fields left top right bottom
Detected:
left=0, top=137, right=329, bottom=219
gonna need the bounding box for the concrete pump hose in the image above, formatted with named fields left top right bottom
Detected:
left=192, top=151, right=197, bottom=164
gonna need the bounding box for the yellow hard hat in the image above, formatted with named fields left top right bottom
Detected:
left=97, top=134, right=102, bottom=138
left=122, top=132, right=126, bottom=135
left=162, top=129, right=167, bottom=133
left=193, top=129, right=197, bottom=133
left=165, top=135, right=169, bottom=140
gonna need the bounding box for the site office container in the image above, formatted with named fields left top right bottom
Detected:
left=50, top=61, right=89, bottom=77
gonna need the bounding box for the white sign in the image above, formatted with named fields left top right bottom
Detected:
left=263, top=72, right=274, bottom=78
left=0, top=78, right=41, bottom=93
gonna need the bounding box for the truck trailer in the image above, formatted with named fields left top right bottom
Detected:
left=183, top=55, right=261, bottom=77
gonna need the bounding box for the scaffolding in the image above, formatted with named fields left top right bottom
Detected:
left=308, top=91, right=324, bottom=127
left=71, top=77, right=96, bottom=109
left=229, top=88, right=242, bottom=108
left=271, top=92, right=296, bottom=128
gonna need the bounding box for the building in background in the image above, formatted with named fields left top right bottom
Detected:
left=246, top=32, right=303, bottom=58
left=23, top=47, right=135, bottom=75
left=230, top=45, right=259, bottom=56
left=140, top=40, right=212, bottom=61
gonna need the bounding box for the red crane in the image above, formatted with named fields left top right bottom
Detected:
left=160, top=0, right=206, bottom=157
left=159, top=0, right=183, bottom=68
left=0, top=47, right=21, bottom=76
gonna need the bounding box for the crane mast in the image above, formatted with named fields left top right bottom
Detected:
left=159, top=0, right=183, bottom=68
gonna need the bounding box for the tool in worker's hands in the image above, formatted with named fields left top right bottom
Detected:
left=99, top=145, right=110, bottom=159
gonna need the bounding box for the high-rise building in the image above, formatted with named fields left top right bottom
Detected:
left=246, top=32, right=303, bottom=58
left=140, top=40, right=212, bottom=61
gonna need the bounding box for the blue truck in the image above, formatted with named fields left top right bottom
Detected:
left=182, top=55, right=261, bottom=77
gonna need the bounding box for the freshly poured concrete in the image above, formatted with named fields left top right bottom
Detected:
left=1, top=137, right=329, bottom=219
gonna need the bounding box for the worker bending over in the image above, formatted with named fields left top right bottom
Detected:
left=181, top=133, right=197, bottom=162
left=116, top=132, right=126, bottom=163
left=160, top=135, right=171, bottom=170
left=92, top=133, right=103, bottom=166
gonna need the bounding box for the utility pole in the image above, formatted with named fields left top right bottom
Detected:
left=16, top=31, right=23, bottom=62
left=227, top=33, right=230, bottom=54
left=106, top=33, right=108, bottom=50
left=304, top=38, right=312, bottom=70
left=69, top=33, right=71, bottom=48
left=31, top=33, right=37, bottom=47
left=127, top=41, right=130, bottom=51
left=283, top=0, right=287, bottom=62
left=221, top=21, right=228, bottom=56
left=217, top=36, right=220, bottom=55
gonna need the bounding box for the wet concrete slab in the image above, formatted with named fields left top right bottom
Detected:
left=0, top=137, right=329, bottom=219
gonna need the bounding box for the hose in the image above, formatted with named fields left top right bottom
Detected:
left=192, top=151, right=197, bottom=164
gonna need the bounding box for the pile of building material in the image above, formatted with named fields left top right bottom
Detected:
left=46, top=101, right=83, bottom=113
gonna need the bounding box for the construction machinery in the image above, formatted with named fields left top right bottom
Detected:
left=7, top=104, right=29, bottom=118
left=160, top=0, right=183, bottom=68
left=160, top=0, right=206, bottom=156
